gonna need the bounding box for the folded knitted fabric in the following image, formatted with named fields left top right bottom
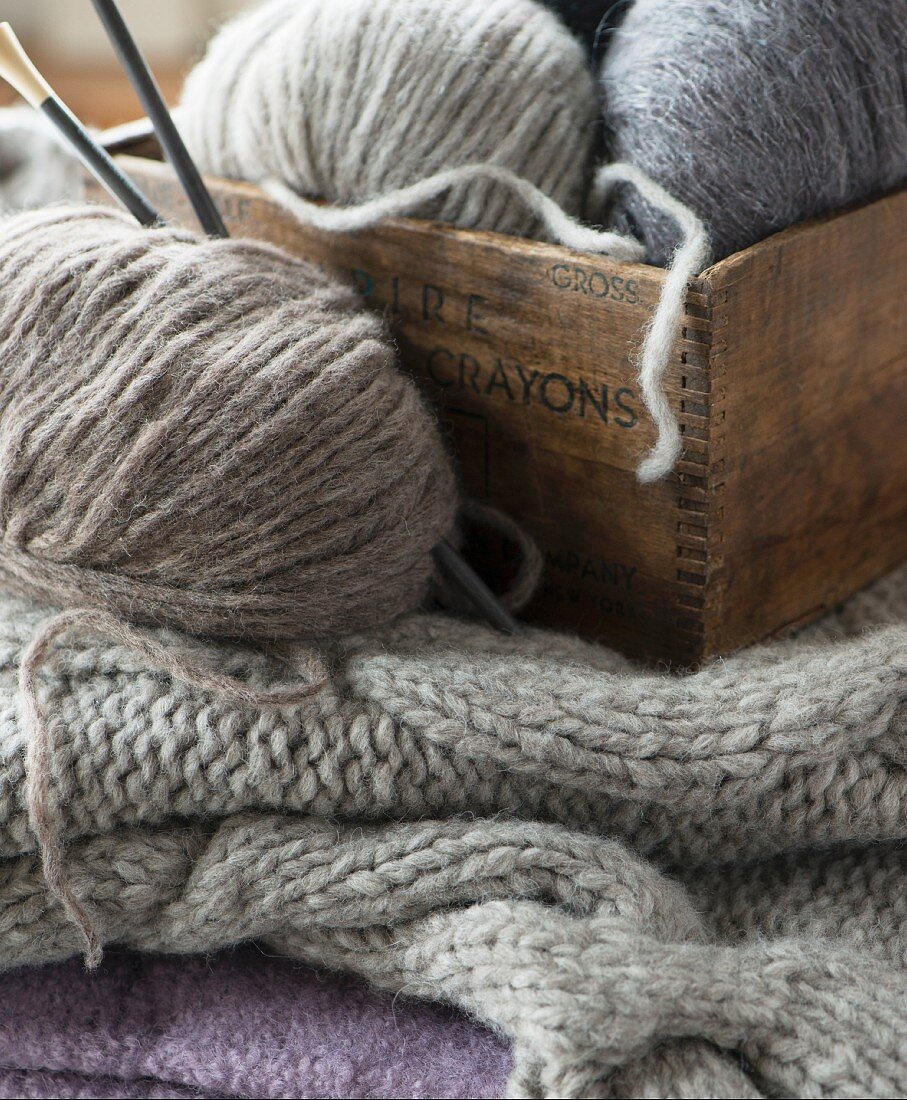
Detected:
left=0, top=947, right=509, bottom=1099
left=0, top=570, right=903, bottom=865
left=0, top=566, right=905, bottom=1097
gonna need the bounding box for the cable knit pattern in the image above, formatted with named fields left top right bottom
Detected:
left=0, top=566, right=905, bottom=1096
left=1, top=815, right=905, bottom=1098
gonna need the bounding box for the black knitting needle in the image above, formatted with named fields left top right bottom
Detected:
left=89, top=0, right=227, bottom=238
left=0, top=22, right=158, bottom=226
left=431, top=540, right=520, bottom=633
left=92, top=1, right=522, bottom=635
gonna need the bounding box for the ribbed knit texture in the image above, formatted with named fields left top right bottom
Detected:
left=0, top=563, right=904, bottom=1096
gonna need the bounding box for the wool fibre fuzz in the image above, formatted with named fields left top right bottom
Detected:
left=0, top=204, right=457, bottom=640
left=600, top=0, right=907, bottom=263
left=0, top=568, right=902, bottom=869
left=179, top=0, right=599, bottom=239
left=3, top=815, right=907, bottom=1098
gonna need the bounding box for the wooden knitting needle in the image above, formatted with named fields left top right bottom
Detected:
left=89, top=0, right=227, bottom=238
left=0, top=20, right=521, bottom=636
left=91, top=1, right=522, bottom=636
left=0, top=22, right=158, bottom=226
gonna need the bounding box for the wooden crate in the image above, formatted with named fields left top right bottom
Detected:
left=88, top=143, right=907, bottom=664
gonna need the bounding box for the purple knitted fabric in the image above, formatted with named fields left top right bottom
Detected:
left=0, top=947, right=510, bottom=1099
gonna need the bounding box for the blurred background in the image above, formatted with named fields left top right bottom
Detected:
left=0, top=0, right=245, bottom=127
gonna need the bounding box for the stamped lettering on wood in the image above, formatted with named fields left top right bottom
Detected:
left=90, top=153, right=907, bottom=664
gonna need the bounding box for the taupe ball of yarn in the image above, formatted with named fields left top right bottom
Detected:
left=0, top=205, right=457, bottom=640
left=179, top=0, right=598, bottom=238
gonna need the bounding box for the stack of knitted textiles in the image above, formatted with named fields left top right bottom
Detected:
left=0, top=107, right=906, bottom=1100
left=0, top=562, right=904, bottom=1098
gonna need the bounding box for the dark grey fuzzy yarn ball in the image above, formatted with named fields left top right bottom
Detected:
left=600, top=0, right=907, bottom=263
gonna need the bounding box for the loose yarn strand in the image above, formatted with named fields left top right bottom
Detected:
left=20, top=623, right=102, bottom=967
left=599, top=0, right=907, bottom=264
left=595, top=162, right=711, bottom=482
left=20, top=607, right=329, bottom=966
left=265, top=167, right=646, bottom=262
left=180, top=0, right=599, bottom=242
left=460, top=499, right=543, bottom=613
left=267, top=161, right=708, bottom=482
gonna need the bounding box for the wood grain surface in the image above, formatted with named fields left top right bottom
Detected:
left=87, top=151, right=907, bottom=663
left=702, top=189, right=907, bottom=655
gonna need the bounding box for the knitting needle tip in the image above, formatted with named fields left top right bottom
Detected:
left=0, top=22, right=51, bottom=108
left=432, top=540, right=523, bottom=635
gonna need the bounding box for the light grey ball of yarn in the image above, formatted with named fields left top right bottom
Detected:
left=0, top=107, right=83, bottom=213
left=0, top=204, right=457, bottom=641
left=600, top=0, right=907, bottom=263
left=178, top=0, right=598, bottom=238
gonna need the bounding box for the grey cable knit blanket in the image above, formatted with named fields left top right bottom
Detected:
left=1, top=565, right=906, bottom=1099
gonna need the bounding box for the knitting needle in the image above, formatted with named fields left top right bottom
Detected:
left=89, top=0, right=227, bottom=238
left=432, top=540, right=520, bottom=633
left=90, top=4, right=522, bottom=636
left=0, top=22, right=158, bottom=227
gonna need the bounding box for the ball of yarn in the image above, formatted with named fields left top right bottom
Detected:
left=0, top=205, right=457, bottom=640
left=600, top=0, right=907, bottom=263
left=179, top=0, right=598, bottom=238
